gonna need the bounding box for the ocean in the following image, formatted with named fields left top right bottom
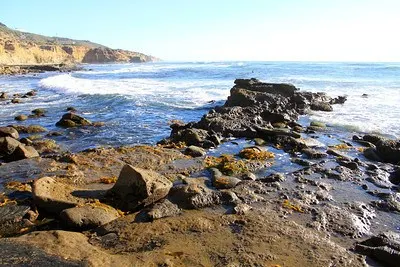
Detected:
left=0, top=61, right=399, bottom=152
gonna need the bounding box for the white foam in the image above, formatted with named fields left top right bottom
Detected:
left=38, top=73, right=230, bottom=109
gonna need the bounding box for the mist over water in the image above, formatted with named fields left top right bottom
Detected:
left=0, top=62, right=399, bottom=151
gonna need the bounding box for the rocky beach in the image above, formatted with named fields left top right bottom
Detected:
left=0, top=74, right=399, bottom=266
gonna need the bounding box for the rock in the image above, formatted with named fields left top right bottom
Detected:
left=327, top=148, right=352, bottom=160
left=366, top=169, right=394, bottom=189
left=390, top=168, right=400, bottom=185
left=184, top=145, right=206, bottom=157
left=0, top=92, right=7, bottom=99
left=295, top=138, right=325, bottom=148
left=310, top=121, right=326, bottom=128
left=364, top=147, right=382, bottom=162
left=0, top=204, right=31, bottom=237
left=310, top=101, right=333, bottom=111
left=146, top=199, right=181, bottom=220
left=355, top=232, right=400, bottom=267
left=0, top=126, right=19, bottom=139
left=337, top=158, right=359, bottom=170
left=261, top=173, right=285, bottom=183
left=256, top=127, right=301, bottom=139
left=25, top=90, right=37, bottom=97
left=107, top=165, right=172, bottom=211
left=0, top=137, right=39, bottom=161
left=371, top=193, right=400, bottom=212
left=213, top=176, right=241, bottom=189
left=302, top=148, right=327, bottom=159
left=56, top=113, right=92, bottom=128
left=330, top=95, right=347, bottom=104
left=376, top=139, right=400, bottom=164
left=253, top=138, right=266, bottom=146
left=363, top=134, right=384, bottom=145
left=11, top=98, right=21, bottom=104
left=60, top=204, right=120, bottom=229
left=292, top=158, right=312, bottom=166
left=10, top=125, right=47, bottom=133
left=240, top=172, right=257, bottom=181
left=233, top=203, right=252, bottom=215
left=171, top=128, right=209, bottom=146
left=31, top=108, right=46, bottom=116
left=14, top=114, right=28, bottom=121
left=66, top=107, right=77, bottom=112
left=32, top=177, right=87, bottom=214
left=168, top=183, right=222, bottom=209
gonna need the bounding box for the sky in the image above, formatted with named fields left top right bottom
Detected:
left=1, top=0, right=400, bottom=62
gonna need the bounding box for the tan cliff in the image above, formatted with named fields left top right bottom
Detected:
left=0, top=22, right=158, bottom=65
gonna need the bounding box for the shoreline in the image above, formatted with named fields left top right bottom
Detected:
left=0, top=78, right=399, bottom=266
left=0, top=63, right=82, bottom=75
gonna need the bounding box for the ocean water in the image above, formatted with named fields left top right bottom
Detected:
left=0, top=62, right=399, bottom=152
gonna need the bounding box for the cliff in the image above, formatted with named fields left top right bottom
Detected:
left=0, top=23, right=158, bottom=65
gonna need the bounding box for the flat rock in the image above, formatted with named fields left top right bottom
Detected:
left=60, top=204, right=120, bottom=229
left=108, top=165, right=172, bottom=211
left=32, top=177, right=88, bottom=214
left=302, top=148, right=327, bottom=159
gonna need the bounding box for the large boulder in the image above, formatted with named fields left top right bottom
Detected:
left=376, top=139, right=400, bottom=164
left=107, top=165, right=172, bottom=211
left=0, top=137, right=39, bottom=162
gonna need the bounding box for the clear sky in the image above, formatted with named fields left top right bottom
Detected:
left=2, top=0, right=400, bottom=61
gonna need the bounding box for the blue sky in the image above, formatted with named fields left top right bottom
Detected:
left=2, top=0, right=399, bottom=61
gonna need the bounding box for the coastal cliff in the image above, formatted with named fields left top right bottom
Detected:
left=0, top=22, right=158, bottom=65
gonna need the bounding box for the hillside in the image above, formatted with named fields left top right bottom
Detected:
left=0, top=22, right=158, bottom=65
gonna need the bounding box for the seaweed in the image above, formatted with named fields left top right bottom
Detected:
left=204, top=154, right=248, bottom=175
left=238, top=147, right=275, bottom=160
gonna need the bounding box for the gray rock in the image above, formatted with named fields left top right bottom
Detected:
left=60, top=205, right=120, bottom=229
left=253, top=138, right=266, bottom=146
left=355, top=232, right=400, bottom=267
left=108, top=165, right=172, bottom=211
left=184, top=145, right=206, bottom=157
left=0, top=126, right=19, bottom=139
left=366, top=169, right=394, bottom=189
left=364, top=147, right=382, bottom=162
left=302, top=148, right=327, bottom=159
left=261, top=173, right=285, bottom=183
left=146, top=199, right=181, bottom=220
left=169, top=183, right=221, bottom=209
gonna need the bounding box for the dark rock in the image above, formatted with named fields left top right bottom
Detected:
left=20, top=137, right=33, bottom=146
left=66, top=107, right=77, bottom=112
left=0, top=92, right=7, bottom=99
left=337, top=158, right=359, bottom=170
left=56, top=113, right=92, bottom=128
left=0, top=204, right=31, bottom=237
left=329, top=95, right=347, bottom=104
left=371, top=193, right=400, bottom=212
left=60, top=205, right=120, bottom=229
left=363, top=134, right=385, bottom=145
left=364, top=147, right=382, bottom=162
left=355, top=232, right=400, bottom=267
left=31, top=108, right=46, bottom=116
left=261, top=173, right=285, bottom=183
left=240, top=172, right=257, bottom=181
left=292, top=158, right=312, bottom=166
left=376, top=139, right=400, bottom=164
left=390, top=168, right=400, bottom=185
left=0, top=137, right=39, bottom=161
left=25, top=90, right=37, bottom=97
left=107, top=165, right=172, bottom=211
left=0, top=126, right=19, bottom=139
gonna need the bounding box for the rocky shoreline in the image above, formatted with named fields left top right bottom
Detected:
left=0, top=63, right=82, bottom=75
left=0, top=78, right=399, bottom=266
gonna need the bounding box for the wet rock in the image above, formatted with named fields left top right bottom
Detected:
left=327, top=148, right=352, bottom=160
left=376, top=139, right=400, bottom=164
left=0, top=204, right=31, bottom=237
left=66, top=107, right=77, bottom=112
left=310, top=101, right=333, bottom=111
left=296, top=137, right=325, bottom=148
left=240, top=171, right=257, bottom=181
left=292, top=158, right=312, bottom=166
left=11, top=98, right=21, bottom=104
left=32, top=139, right=60, bottom=154
left=0, top=137, right=39, bottom=161
left=390, top=168, right=400, bottom=185
left=311, top=203, right=375, bottom=238
left=56, top=113, right=92, bottom=128
left=0, top=126, right=19, bottom=139
left=253, top=138, right=266, bottom=146
left=213, top=175, right=241, bottom=189
left=336, top=158, right=359, bottom=170
left=256, top=127, right=301, bottom=139
left=25, top=90, right=37, bottom=97
left=363, top=147, right=382, bottom=162
left=107, top=165, right=172, bottom=211
left=355, top=232, right=400, bottom=267
left=31, top=108, right=46, bottom=117
left=371, top=193, right=400, bottom=212
left=261, top=173, right=285, bottom=183
left=363, top=134, right=384, bottom=145
left=310, top=121, right=326, bottom=128
left=302, top=148, right=327, bottom=159
left=0, top=92, right=7, bottom=99
left=169, top=183, right=222, bottom=209
left=60, top=204, right=120, bottom=229
left=32, top=177, right=87, bottom=214
left=14, top=114, right=28, bottom=121
left=10, top=124, right=47, bottom=133
left=184, top=145, right=206, bottom=157
left=146, top=199, right=181, bottom=220
left=366, top=169, right=394, bottom=189
left=329, top=95, right=347, bottom=104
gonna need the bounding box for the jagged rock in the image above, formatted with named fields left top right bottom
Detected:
left=371, top=193, right=400, bottom=212
left=390, top=168, right=400, bottom=185
left=355, top=232, right=400, bottom=267
left=146, top=199, right=181, bottom=220
left=184, top=145, right=206, bottom=157
left=0, top=127, right=19, bottom=139
left=32, top=177, right=87, bottom=214
left=60, top=204, right=120, bottom=229
left=366, top=169, right=394, bottom=189
left=107, top=165, right=172, bottom=211
left=363, top=134, right=384, bottom=145
left=56, top=113, right=92, bottom=128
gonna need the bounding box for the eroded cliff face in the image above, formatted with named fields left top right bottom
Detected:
left=0, top=23, right=157, bottom=65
